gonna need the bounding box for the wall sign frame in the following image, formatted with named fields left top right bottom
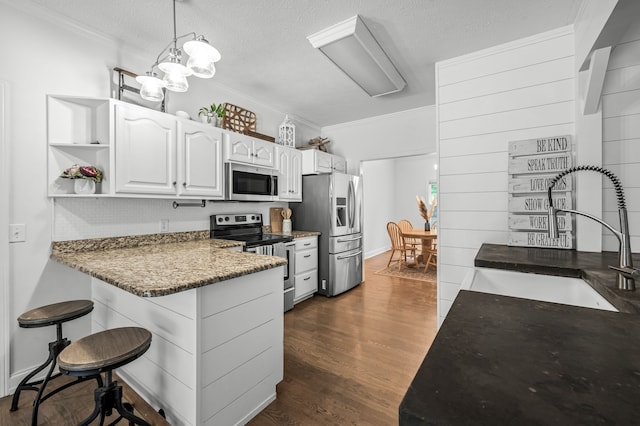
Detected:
left=507, top=135, right=574, bottom=249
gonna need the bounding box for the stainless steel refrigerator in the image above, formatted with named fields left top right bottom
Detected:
left=291, top=172, right=363, bottom=297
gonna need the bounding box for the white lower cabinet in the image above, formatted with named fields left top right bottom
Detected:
left=294, top=236, right=318, bottom=303
left=91, top=266, right=284, bottom=425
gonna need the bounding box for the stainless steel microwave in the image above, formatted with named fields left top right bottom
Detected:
left=226, top=163, right=278, bottom=201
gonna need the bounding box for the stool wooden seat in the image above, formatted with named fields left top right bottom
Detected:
left=58, top=327, right=152, bottom=426
left=10, top=300, right=100, bottom=426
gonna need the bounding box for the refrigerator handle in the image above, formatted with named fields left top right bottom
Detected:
left=337, top=235, right=362, bottom=243
left=348, top=180, right=355, bottom=229
left=337, top=250, right=363, bottom=260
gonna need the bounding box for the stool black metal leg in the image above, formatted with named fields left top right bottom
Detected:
left=10, top=324, right=69, bottom=413
left=78, top=382, right=107, bottom=426
left=78, top=371, right=150, bottom=426
left=111, top=384, right=150, bottom=426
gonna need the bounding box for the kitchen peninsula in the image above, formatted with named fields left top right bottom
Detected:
left=51, top=231, right=287, bottom=426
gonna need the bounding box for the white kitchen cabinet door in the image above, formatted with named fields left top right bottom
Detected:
left=288, top=149, right=303, bottom=200
left=225, top=133, right=254, bottom=164
left=225, top=133, right=276, bottom=168
left=277, top=147, right=302, bottom=201
left=331, top=155, right=347, bottom=173
left=252, top=139, right=276, bottom=168
left=178, top=121, right=225, bottom=199
left=115, top=103, right=177, bottom=194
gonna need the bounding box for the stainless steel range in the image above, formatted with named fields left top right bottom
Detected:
left=210, top=213, right=295, bottom=311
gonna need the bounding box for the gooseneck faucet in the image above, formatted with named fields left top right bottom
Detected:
left=547, top=165, right=638, bottom=291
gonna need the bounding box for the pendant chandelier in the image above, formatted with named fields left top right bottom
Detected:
left=136, top=0, right=221, bottom=102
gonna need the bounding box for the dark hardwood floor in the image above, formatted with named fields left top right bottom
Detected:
left=0, top=251, right=437, bottom=425
left=250, top=251, right=438, bottom=425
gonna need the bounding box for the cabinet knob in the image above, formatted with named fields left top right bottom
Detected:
left=172, top=181, right=177, bottom=186
left=183, top=182, right=187, bottom=187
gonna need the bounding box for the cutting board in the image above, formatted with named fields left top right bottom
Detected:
left=270, top=207, right=284, bottom=233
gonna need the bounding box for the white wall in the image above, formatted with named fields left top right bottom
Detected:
left=168, top=79, right=319, bottom=148
left=0, top=2, right=133, bottom=389
left=321, top=106, right=436, bottom=174
left=393, top=155, right=437, bottom=228
left=435, top=27, right=576, bottom=325
left=361, top=160, right=395, bottom=258
left=0, top=1, right=319, bottom=395
left=53, top=198, right=289, bottom=241
left=601, top=21, right=640, bottom=251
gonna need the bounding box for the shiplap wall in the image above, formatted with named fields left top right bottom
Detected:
left=601, top=22, right=640, bottom=252
left=435, top=27, right=575, bottom=325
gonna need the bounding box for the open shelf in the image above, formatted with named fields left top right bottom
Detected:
left=47, top=95, right=112, bottom=197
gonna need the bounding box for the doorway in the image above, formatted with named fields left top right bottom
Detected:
left=0, top=81, right=9, bottom=396
left=360, top=153, right=437, bottom=259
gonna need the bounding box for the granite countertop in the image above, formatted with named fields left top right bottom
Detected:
left=50, top=231, right=287, bottom=297
left=475, top=243, right=640, bottom=313
left=400, top=291, right=640, bottom=425
left=289, top=230, right=321, bottom=239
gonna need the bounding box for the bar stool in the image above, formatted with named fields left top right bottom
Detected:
left=10, top=300, right=101, bottom=425
left=58, top=326, right=152, bottom=426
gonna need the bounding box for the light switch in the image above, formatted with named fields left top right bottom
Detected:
left=9, top=224, right=26, bottom=243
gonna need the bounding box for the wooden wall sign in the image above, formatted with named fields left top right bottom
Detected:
left=507, top=135, right=574, bottom=249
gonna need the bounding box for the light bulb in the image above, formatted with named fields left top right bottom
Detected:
left=163, top=71, right=189, bottom=92
left=187, top=56, right=216, bottom=78
left=136, top=75, right=166, bottom=102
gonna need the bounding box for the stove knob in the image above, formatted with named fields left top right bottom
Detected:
left=251, top=215, right=256, bottom=220
left=217, top=217, right=223, bottom=223
left=224, top=216, right=230, bottom=222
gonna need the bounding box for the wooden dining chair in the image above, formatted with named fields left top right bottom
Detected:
left=386, top=222, right=416, bottom=270
left=424, top=241, right=437, bottom=272
left=398, top=219, right=420, bottom=253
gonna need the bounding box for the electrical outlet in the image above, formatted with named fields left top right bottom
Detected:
left=9, top=224, right=26, bottom=243
left=160, top=219, right=169, bottom=233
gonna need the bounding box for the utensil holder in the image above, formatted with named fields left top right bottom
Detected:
left=282, top=219, right=292, bottom=235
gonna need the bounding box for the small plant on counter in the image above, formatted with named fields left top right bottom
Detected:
left=60, top=164, right=103, bottom=182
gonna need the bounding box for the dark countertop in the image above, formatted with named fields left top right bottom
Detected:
left=400, top=291, right=640, bottom=425
left=475, top=243, right=640, bottom=313
left=400, top=243, right=640, bottom=425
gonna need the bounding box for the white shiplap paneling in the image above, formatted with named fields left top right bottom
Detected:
left=435, top=26, right=575, bottom=326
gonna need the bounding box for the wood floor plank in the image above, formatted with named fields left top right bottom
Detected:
left=249, top=251, right=437, bottom=425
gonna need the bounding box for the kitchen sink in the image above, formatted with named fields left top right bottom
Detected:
left=461, top=267, right=618, bottom=312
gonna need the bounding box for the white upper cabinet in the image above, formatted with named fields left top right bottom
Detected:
left=224, top=132, right=276, bottom=169
left=277, top=146, right=302, bottom=201
left=46, top=97, right=225, bottom=199
left=301, top=149, right=347, bottom=174
left=115, top=102, right=177, bottom=195
left=178, top=121, right=225, bottom=199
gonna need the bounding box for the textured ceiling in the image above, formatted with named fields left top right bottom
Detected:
left=24, top=0, right=583, bottom=126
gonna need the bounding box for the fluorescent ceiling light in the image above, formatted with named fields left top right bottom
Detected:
left=307, top=15, right=406, bottom=97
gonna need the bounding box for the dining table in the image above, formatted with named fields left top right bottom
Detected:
left=401, top=228, right=437, bottom=267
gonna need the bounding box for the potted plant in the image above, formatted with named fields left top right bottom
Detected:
left=60, top=164, right=103, bottom=194
left=417, top=195, right=437, bottom=231
left=198, top=103, right=226, bottom=127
